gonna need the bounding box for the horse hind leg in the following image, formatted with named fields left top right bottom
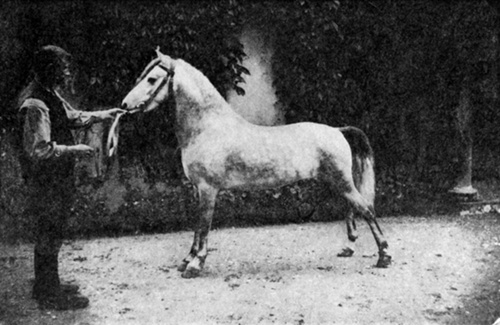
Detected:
left=343, top=189, right=391, bottom=268
left=346, top=209, right=358, bottom=242
left=337, top=209, right=357, bottom=257
left=178, top=183, right=218, bottom=278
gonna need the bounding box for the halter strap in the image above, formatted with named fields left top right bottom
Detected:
left=132, top=61, right=174, bottom=115
left=148, top=63, right=174, bottom=102
left=137, top=61, right=174, bottom=82
left=157, top=63, right=175, bottom=76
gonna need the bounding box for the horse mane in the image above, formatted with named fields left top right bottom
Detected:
left=173, top=58, right=228, bottom=107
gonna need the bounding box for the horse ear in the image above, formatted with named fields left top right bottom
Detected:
left=155, top=46, right=173, bottom=69
left=155, top=46, right=164, bottom=58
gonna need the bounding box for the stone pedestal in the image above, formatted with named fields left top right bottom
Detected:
left=448, top=185, right=479, bottom=203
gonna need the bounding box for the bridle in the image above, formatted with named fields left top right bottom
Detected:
left=134, top=62, right=175, bottom=113
left=107, top=61, right=175, bottom=158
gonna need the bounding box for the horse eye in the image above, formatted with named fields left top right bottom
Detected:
left=147, top=77, right=157, bottom=84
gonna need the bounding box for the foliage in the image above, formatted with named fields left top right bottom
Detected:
left=250, top=0, right=498, bottom=190
left=1, top=0, right=497, bottom=186
left=0, top=0, right=251, bottom=182
left=1, top=0, right=500, bottom=239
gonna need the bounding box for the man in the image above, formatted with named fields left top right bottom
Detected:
left=17, top=45, right=124, bottom=310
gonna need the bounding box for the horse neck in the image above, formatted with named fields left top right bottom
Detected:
left=173, top=62, right=242, bottom=147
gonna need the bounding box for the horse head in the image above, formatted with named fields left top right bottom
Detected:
left=121, top=47, right=175, bottom=114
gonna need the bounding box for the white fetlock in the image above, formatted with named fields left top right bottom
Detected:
left=181, top=258, right=203, bottom=278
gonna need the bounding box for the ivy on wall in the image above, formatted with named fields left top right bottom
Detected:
left=246, top=0, right=498, bottom=188
left=0, top=0, right=498, bottom=187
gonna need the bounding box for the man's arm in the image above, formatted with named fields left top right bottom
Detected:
left=69, top=108, right=124, bottom=128
left=22, top=102, right=94, bottom=159
left=56, top=91, right=124, bottom=128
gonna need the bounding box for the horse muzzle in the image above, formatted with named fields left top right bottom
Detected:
left=121, top=101, right=144, bottom=114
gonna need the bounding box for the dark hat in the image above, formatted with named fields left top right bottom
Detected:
left=33, top=45, right=72, bottom=86
left=39, top=45, right=71, bottom=57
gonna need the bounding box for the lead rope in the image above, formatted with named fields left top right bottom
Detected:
left=54, top=89, right=106, bottom=175
left=106, top=111, right=125, bottom=157
left=53, top=89, right=92, bottom=146
left=54, top=88, right=123, bottom=159
left=54, top=89, right=79, bottom=119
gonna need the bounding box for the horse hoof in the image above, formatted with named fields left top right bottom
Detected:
left=375, top=255, right=392, bottom=268
left=337, top=247, right=354, bottom=257
left=181, top=267, right=200, bottom=279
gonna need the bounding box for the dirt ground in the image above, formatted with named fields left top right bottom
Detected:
left=1, top=214, right=500, bottom=325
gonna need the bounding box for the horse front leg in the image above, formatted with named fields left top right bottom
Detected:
left=178, top=183, right=218, bottom=278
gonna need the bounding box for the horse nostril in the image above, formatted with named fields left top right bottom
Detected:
left=121, top=102, right=128, bottom=110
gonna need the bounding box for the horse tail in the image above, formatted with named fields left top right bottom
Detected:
left=339, top=126, right=376, bottom=208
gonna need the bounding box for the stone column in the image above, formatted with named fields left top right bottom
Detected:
left=449, top=80, right=478, bottom=199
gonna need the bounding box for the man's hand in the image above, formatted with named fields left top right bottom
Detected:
left=72, top=144, right=95, bottom=158
left=96, top=108, right=126, bottom=121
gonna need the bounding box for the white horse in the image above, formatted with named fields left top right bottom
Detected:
left=120, top=48, right=391, bottom=278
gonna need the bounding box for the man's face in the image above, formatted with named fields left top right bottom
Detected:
left=58, top=58, right=75, bottom=93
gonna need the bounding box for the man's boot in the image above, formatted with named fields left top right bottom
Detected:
left=32, top=251, right=79, bottom=299
left=32, top=251, right=89, bottom=310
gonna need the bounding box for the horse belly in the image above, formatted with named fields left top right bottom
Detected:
left=185, top=148, right=318, bottom=190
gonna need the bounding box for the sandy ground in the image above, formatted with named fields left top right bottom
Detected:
left=1, top=214, right=500, bottom=325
